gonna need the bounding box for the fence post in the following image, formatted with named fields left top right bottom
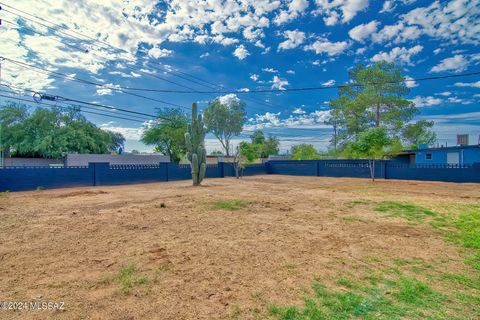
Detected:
left=219, top=161, right=225, bottom=178
left=89, top=162, right=110, bottom=186
left=165, top=162, right=169, bottom=182
left=383, top=161, right=388, bottom=180
left=266, top=161, right=272, bottom=174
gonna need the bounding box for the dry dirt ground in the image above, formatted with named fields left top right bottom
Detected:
left=0, top=175, right=479, bottom=319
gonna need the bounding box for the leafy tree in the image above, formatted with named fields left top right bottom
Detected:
left=292, top=144, right=319, bottom=160
left=203, top=97, right=246, bottom=156
left=342, top=127, right=402, bottom=181
left=261, top=136, right=280, bottom=158
left=253, top=130, right=279, bottom=158
left=250, top=130, right=266, bottom=145
left=130, top=149, right=140, bottom=154
left=106, top=131, right=126, bottom=153
left=248, top=130, right=280, bottom=158
left=141, top=108, right=188, bottom=163
left=0, top=103, right=120, bottom=158
left=328, top=61, right=425, bottom=146
left=0, top=103, right=28, bottom=157
left=233, top=141, right=259, bottom=178
left=401, top=120, right=437, bottom=149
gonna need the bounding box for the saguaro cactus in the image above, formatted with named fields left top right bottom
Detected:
left=185, top=102, right=207, bottom=186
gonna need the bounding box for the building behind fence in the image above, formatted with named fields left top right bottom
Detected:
left=1, top=160, right=479, bottom=192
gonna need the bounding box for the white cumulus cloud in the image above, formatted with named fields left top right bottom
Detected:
left=304, top=39, right=351, bottom=56
left=371, top=45, right=423, bottom=65
left=233, top=44, right=250, bottom=60
left=278, top=30, right=306, bottom=50
left=430, top=55, right=469, bottom=73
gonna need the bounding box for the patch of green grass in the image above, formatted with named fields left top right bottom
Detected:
left=269, top=275, right=445, bottom=320
left=446, top=207, right=480, bottom=270
left=212, top=199, right=250, bottom=211
left=336, top=277, right=360, bottom=290
left=116, top=263, right=150, bottom=295
left=230, top=305, right=241, bottom=320
left=374, top=201, right=436, bottom=222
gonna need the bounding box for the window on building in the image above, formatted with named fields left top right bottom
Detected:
left=426, top=153, right=432, bottom=160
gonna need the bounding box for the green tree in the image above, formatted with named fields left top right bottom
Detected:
left=203, top=97, right=246, bottom=156
left=0, top=103, right=28, bottom=157
left=250, top=130, right=266, bottom=145
left=106, top=131, right=126, bottom=153
left=343, top=127, right=402, bottom=181
left=292, top=144, right=319, bottom=160
left=0, top=104, right=119, bottom=158
left=401, top=120, right=437, bottom=149
left=329, top=61, right=424, bottom=146
left=141, top=108, right=188, bottom=163
left=233, top=141, right=259, bottom=178
left=248, top=130, right=280, bottom=158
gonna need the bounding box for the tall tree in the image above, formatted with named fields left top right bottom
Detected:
left=141, top=108, right=188, bottom=163
left=328, top=61, right=428, bottom=147
left=203, top=96, right=246, bottom=156
left=401, top=120, right=437, bottom=149
left=0, top=103, right=121, bottom=158
left=106, top=131, right=126, bottom=153
left=292, top=144, right=319, bottom=160
left=249, top=130, right=280, bottom=158
left=0, top=103, right=28, bottom=157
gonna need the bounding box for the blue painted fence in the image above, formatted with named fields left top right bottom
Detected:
left=0, top=160, right=478, bottom=192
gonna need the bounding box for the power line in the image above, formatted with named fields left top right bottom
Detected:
left=1, top=56, right=190, bottom=110
left=0, top=93, right=148, bottom=123
left=0, top=83, right=162, bottom=119
left=4, top=52, right=480, bottom=97
left=0, top=87, right=150, bottom=122
left=1, top=5, right=287, bottom=113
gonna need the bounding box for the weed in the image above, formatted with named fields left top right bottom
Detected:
left=230, top=305, right=241, bottom=319
left=35, top=186, right=45, bottom=191
left=117, top=263, right=150, bottom=295
left=374, top=201, right=436, bottom=222
left=157, top=202, right=166, bottom=208
left=212, top=199, right=249, bottom=211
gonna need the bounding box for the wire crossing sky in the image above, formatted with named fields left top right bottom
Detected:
left=0, top=0, right=479, bottom=152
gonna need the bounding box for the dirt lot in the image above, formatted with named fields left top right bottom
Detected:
left=0, top=175, right=479, bottom=319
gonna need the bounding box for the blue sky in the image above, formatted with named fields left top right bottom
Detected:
left=1, top=0, right=479, bottom=153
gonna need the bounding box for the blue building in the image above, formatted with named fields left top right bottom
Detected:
left=399, top=145, right=480, bottom=165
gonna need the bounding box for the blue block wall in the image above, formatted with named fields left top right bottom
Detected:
left=269, top=160, right=386, bottom=179
left=1, top=160, right=479, bottom=192
left=0, top=166, right=93, bottom=191
left=385, top=163, right=480, bottom=183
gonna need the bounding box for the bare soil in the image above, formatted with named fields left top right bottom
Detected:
left=0, top=175, right=478, bottom=319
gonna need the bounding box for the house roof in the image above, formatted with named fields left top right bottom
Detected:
left=404, top=145, right=480, bottom=153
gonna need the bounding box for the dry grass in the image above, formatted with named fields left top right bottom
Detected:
left=0, top=175, right=479, bottom=319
